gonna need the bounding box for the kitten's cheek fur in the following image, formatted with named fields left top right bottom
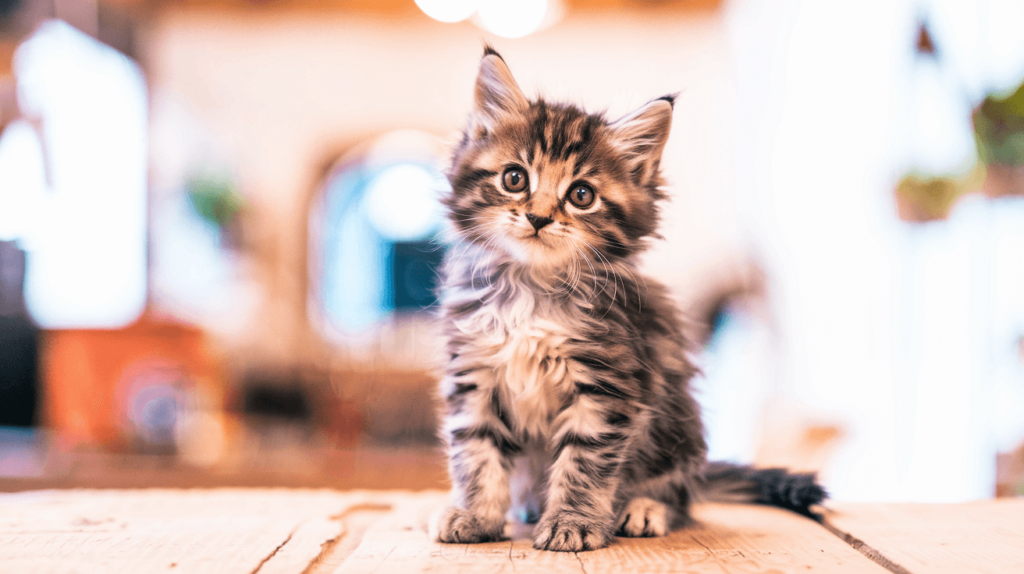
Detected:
left=430, top=507, right=507, bottom=544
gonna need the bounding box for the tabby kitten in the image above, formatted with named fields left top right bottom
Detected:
left=431, top=47, right=824, bottom=552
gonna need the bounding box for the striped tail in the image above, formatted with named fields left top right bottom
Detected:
left=696, top=461, right=827, bottom=520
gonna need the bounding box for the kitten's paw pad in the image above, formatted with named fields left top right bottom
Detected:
left=533, top=514, right=609, bottom=552
left=617, top=497, right=669, bottom=537
left=429, top=507, right=505, bottom=544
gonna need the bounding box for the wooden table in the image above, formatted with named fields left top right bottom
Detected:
left=1, top=489, right=1021, bottom=573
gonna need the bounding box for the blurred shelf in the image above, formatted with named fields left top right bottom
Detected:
left=0, top=444, right=448, bottom=491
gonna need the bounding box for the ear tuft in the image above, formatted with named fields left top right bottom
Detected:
left=609, top=97, right=675, bottom=183
left=473, top=49, right=527, bottom=130
left=655, top=93, right=679, bottom=108
left=482, top=44, right=502, bottom=59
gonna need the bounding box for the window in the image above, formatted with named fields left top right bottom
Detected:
left=310, top=130, right=449, bottom=355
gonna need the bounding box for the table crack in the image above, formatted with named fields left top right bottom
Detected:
left=250, top=528, right=295, bottom=574
left=573, top=551, right=588, bottom=574
left=820, top=518, right=914, bottom=574
left=367, top=545, right=396, bottom=574
left=690, top=533, right=713, bottom=554
left=308, top=503, right=393, bottom=574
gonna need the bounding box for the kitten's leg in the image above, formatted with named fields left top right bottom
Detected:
left=532, top=390, right=634, bottom=552
left=431, top=374, right=520, bottom=544
left=508, top=442, right=547, bottom=524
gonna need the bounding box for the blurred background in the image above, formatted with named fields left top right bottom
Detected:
left=1, top=0, right=1023, bottom=502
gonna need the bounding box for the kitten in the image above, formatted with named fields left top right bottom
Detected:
left=430, top=47, right=825, bottom=552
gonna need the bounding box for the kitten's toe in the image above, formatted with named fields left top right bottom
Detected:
left=532, top=513, right=610, bottom=552
left=616, top=497, right=669, bottom=537
left=429, top=507, right=505, bottom=544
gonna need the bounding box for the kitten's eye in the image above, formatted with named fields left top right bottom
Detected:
left=568, top=184, right=595, bottom=208
left=502, top=167, right=529, bottom=193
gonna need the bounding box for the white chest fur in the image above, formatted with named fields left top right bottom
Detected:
left=451, top=286, right=574, bottom=436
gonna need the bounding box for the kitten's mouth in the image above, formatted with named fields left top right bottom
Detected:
left=503, top=225, right=562, bottom=258
left=512, top=231, right=553, bottom=254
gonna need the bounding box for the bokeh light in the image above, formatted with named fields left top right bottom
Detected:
left=477, top=0, right=549, bottom=39
left=414, top=0, right=479, bottom=24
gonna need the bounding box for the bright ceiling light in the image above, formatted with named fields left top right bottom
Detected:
left=415, top=0, right=479, bottom=23
left=478, top=0, right=548, bottom=39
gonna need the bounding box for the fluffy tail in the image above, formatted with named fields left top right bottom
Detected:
left=695, top=461, right=827, bottom=520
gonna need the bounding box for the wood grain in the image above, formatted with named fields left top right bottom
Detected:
left=332, top=493, right=888, bottom=573
left=5, top=488, right=1023, bottom=573
left=0, top=489, right=363, bottom=574
left=826, top=500, right=1024, bottom=574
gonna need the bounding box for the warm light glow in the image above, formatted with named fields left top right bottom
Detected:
left=363, top=163, right=445, bottom=242
left=0, top=122, right=46, bottom=245
left=478, top=0, right=548, bottom=39
left=415, top=0, right=479, bottom=23
left=8, top=21, right=147, bottom=328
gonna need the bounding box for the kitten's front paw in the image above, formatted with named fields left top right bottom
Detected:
left=617, top=497, right=669, bottom=537
left=532, top=513, right=610, bottom=552
left=429, top=507, right=505, bottom=544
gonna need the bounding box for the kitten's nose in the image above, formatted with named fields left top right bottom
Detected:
left=525, top=213, right=553, bottom=231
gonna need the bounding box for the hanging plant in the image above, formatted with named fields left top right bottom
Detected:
left=185, top=176, right=246, bottom=248
left=894, top=19, right=988, bottom=222
left=895, top=166, right=985, bottom=223
left=973, top=79, right=1024, bottom=197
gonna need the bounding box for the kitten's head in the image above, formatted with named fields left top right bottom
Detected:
left=445, top=47, right=675, bottom=270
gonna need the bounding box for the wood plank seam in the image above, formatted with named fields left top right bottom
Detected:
left=250, top=528, right=297, bottom=574
left=823, top=500, right=1024, bottom=574
left=821, top=517, right=913, bottom=574
left=573, top=551, right=588, bottom=574
left=302, top=503, right=394, bottom=574
left=301, top=527, right=347, bottom=574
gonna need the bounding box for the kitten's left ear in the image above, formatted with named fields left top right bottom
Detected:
left=609, top=95, right=675, bottom=184
left=472, top=47, right=528, bottom=134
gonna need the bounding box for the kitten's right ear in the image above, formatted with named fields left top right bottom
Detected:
left=608, top=95, right=675, bottom=184
left=472, top=47, right=527, bottom=134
